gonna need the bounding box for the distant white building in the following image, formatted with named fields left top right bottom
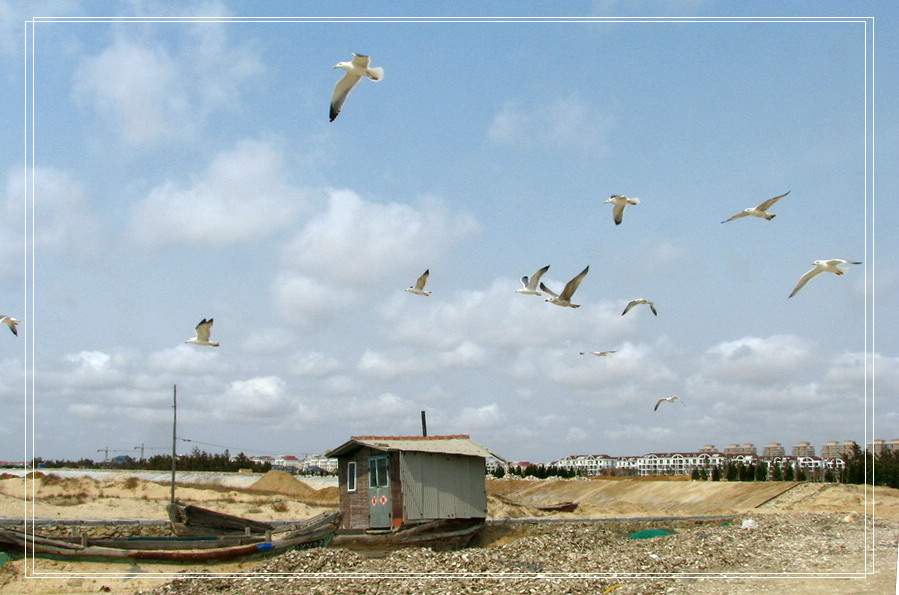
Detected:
left=301, top=454, right=338, bottom=474
left=555, top=454, right=617, bottom=476
left=622, top=452, right=727, bottom=476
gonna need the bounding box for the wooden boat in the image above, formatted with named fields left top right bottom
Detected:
left=331, top=518, right=484, bottom=557
left=531, top=501, right=578, bottom=513
left=493, top=493, right=578, bottom=513
left=166, top=501, right=277, bottom=536
left=0, top=511, right=340, bottom=562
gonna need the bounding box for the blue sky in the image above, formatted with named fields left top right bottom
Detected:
left=1, top=2, right=894, bottom=464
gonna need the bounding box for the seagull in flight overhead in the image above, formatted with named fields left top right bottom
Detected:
left=721, top=191, right=790, bottom=223
left=0, top=316, right=20, bottom=336
left=516, top=265, right=550, bottom=295
left=788, top=259, right=862, bottom=298
left=330, top=53, right=383, bottom=121
left=604, top=195, right=640, bottom=226
left=186, top=318, right=220, bottom=347
left=406, top=270, right=431, bottom=296
left=654, top=395, right=683, bottom=411
left=541, top=266, right=589, bottom=308
left=579, top=350, right=616, bottom=357
left=622, top=298, right=657, bottom=316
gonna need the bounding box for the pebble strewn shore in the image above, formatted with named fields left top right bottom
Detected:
left=141, top=513, right=891, bottom=595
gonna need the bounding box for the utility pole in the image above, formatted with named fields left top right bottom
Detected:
left=170, top=384, right=177, bottom=503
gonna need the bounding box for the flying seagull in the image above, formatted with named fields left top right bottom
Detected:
left=516, top=265, right=550, bottom=295
left=579, top=350, right=616, bottom=357
left=330, top=53, right=383, bottom=121
left=186, top=318, right=220, bottom=347
left=721, top=191, right=790, bottom=223
left=654, top=395, right=683, bottom=411
left=622, top=298, right=657, bottom=316
left=0, top=316, right=20, bottom=336
left=604, top=195, right=640, bottom=225
left=788, top=259, right=862, bottom=298
left=540, top=266, right=590, bottom=308
left=406, top=269, right=431, bottom=296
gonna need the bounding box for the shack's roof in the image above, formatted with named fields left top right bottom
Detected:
left=327, top=435, right=503, bottom=460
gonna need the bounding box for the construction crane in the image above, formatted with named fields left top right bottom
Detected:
left=133, top=444, right=168, bottom=461
left=96, top=446, right=133, bottom=463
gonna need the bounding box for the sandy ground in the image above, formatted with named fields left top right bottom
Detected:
left=1, top=471, right=897, bottom=594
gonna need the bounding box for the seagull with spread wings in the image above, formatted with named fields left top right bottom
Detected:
left=330, top=53, right=383, bottom=121
left=788, top=259, right=862, bottom=298
left=721, top=191, right=790, bottom=223
left=516, top=265, right=550, bottom=295
left=654, top=395, right=683, bottom=411
left=405, top=270, right=432, bottom=296
left=622, top=298, right=657, bottom=316
left=1, top=316, right=20, bottom=336
left=186, top=318, right=220, bottom=347
left=604, top=195, right=640, bottom=225
left=540, top=266, right=590, bottom=308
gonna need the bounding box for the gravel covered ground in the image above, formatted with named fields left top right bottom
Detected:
left=139, top=513, right=897, bottom=595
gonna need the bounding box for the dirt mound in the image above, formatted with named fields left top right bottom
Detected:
left=486, top=478, right=899, bottom=520
left=312, top=486, right=339, bottom=505
left=248, top=470, right=318, bottom=498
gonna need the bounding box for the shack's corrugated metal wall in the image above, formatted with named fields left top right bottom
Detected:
left=399, top=451, right=486, bottom=521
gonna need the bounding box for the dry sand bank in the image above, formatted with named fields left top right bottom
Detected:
left=1, top=472, right=897, bottom=595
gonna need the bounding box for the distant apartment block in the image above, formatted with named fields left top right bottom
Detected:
left=820, top=441, right=858, bottom=459
left=791, top=442, right=816, bottom=457
left=723, top=443, right=757, bottom=456
left=763, top=442, right=785, bottom=457
left=869, top=439, right=899, bottom=455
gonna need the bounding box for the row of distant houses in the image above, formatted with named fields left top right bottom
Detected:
left=249, top=454, right=339, bottom=475
left=255, top=439, right=898, bottom=478
left=543, top=451, right=845, bottom=477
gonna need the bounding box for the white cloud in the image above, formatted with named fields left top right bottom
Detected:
left=340, top=392, right=414, bottom=421
left=130, top=138, right=312, bottom=247
left=701, top=335, right=815, bottom=384
left=289, top=351, right=343, bottom=377
left=487, top=94, right=613, bottom=152
left=73, top=37, right=186, bottom=145
left=439, top=340, right=487, bottom=368
left=281, top=189, right=480, bottom=285
left=147, top=344, right=225, bottom=376
left=71, top=21, right=262, bottom=146
left=379, top=278, right=629, bottom=353
left=271, top=274, right=357, bottom=328
left=0, top=166, right=100, bottom=282
left=66, top=350, right=111, bottom=371
left=273, top=189, right=480, bottom=326
left=240, top=328, right=296, bottom=355
left=357, top=349, right=429, bottom=381
left=451, top=403, right=505, bottom=431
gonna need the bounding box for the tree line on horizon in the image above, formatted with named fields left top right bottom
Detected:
left=16, top=445, right=898, bottom=489
left=25, top=448, right=275, bottom=475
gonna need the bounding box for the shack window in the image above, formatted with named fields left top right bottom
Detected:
left=347, top=461, right=357, bottom=492
left=370, top=455, right=389, bottom=488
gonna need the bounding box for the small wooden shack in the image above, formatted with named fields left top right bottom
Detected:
left=326, top=435, right=500, bottom=532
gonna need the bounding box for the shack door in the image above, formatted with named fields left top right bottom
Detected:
left=368, top=455, right=391, bottom=529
